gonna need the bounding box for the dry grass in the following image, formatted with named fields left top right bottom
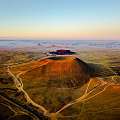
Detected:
left=0, top=49, right=120, bottom=120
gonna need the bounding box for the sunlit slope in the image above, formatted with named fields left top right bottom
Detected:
left=12, top=56, right=92, bottom=87
left=10, top=56, right=120, bottom=117
left=60, top=84, right=120, bottom=120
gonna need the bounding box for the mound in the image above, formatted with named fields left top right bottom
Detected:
left=16, top=56, right=92, bottom=88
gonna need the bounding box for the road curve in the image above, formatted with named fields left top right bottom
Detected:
left=56, top=78, right=109, bottom=114
left=7, top=66, right=48, bottom=116
left=6, top=57, right=114, bottom=120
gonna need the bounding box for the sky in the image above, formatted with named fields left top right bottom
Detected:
left=0, top=0, right=120, bottom=40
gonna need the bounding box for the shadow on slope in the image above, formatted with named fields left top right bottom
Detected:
left=88, top=63, right=116, bottom=77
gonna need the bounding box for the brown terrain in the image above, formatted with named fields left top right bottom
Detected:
left=0, top=50, right=120, bottom=120
left=11, top=56, right=91, bottom=88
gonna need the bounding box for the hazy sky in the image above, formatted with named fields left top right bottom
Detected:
left=0, top=0, right=120, bottom=40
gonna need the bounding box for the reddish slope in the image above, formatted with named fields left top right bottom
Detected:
left=12, top=56, right=92, bottom=87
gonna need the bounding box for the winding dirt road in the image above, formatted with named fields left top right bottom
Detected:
left=55, top=78, right=109, bottom=114
left=7, top=62, right=113, bottom=120
left=7, top=66, right=48, bottom=116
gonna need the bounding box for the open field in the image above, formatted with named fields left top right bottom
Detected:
left=0, top=49, right=120, bottom=120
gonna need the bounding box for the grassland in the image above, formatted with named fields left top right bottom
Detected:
left=0, top=50, right=48, bottom=120
left=0, top=49, right=120, bottom=120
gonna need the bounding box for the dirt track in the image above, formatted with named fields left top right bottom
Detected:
left=7, top=58, right=113, bottom=120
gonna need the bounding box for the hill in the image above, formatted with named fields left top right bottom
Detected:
left=12, top=56, right=92, bottom=88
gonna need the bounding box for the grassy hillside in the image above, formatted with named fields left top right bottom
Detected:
left=60, top=84, right=120, bottom=120
left=0, top=49, right=120, bottom=120
left=11, top=56, right=92, bottom=88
